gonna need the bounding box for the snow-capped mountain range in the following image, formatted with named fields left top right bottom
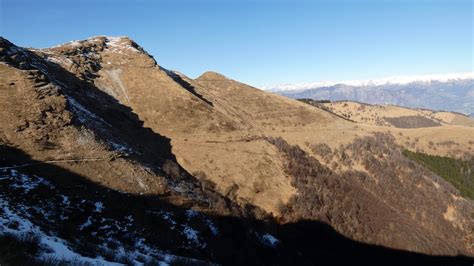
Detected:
left=265, top=72, right=474, bottom=115
left=263, top=72, right=473, bottom=92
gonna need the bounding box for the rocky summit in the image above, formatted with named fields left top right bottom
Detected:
left=0, top=36, right=473, bottom=265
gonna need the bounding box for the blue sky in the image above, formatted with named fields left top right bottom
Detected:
left=1, top=0, right=472, bottom=87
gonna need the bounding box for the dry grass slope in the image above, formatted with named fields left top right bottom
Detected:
left=1, top=36, right=473, bottom=260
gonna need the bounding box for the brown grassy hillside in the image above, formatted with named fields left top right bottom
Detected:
left=1, top=36, right=473, bottom=259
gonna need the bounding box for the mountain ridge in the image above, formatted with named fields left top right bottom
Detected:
left=264, top=72, right=473, bottom=92
left=1, top=36, right=473, bottom=264
left=269, top=76, right=474, bottom=115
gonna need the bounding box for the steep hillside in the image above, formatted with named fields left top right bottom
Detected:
left=1, top=36, right=473, bottom=264
left=0, top=36, right=270, bottom=264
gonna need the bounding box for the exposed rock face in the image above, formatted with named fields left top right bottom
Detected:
left=0, top=36, right=473, bottom=264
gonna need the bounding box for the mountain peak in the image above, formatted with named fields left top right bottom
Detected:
left=196, top=71, right=229, bottom=81
left=42, top=35, right=157, bottom=69
left=0, top=37, right=40, bottom=70
left=0, top=37, right=25, bottom=56
left=48, top=35, right=146, bottom=54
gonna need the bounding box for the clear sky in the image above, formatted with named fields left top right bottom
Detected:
left=1, top=0, right=472, bottom=87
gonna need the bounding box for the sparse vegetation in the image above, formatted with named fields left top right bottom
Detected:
left=266, top=133, right=473, bottom=254
left=297, top=99, right=356, bottom=122
left=384, top=116, right=441, bottom=128
left=0, top=233, right=40, bottom=265
left=308, top=143, right=333, bottom=161
left=298, top=99, right=331, bottom=104
left=266, top=136, right=379, bottom=241
left=436, top=140, right=459, bottom=148
left=163, top=159, right=182, bottom=180
left=403, top=150, right=474, bottom=199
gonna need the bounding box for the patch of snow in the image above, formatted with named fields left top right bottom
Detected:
left=67, top=97, right=111, bottom=126
left=40, top=236, right=122, bottom=265
left=6, top=45, right=24, bottom=56
left=109, top=141, right=133, bottom=154
left=182, top=225, right=200, bottom=245
left=104, top=36, right=125, bottom=46
left=61, top=195, right=70, bottom=205
left=79, top=216, right=93, bottom=230
left=0, top=169, right=200, bottom=265
left=28, top=57, right=51, bottom=76
left=125, top=215, right=134, bottom=223
left=104, top=36, right=140, bottom=54
left=4, top=169, right=54, bottom=193
left=0, top=197, right=120, bottom=265
left=185, top=209, right=199, bottom=219
left=0, top=203, right=34, bottom=234
left=95, top=201, right=104, bottom=213
left=130, top=238, right=197, bottom=266
left=260, top=233, right=280, bottom=247
left=158, top=211, right=176, bottom=230
left=45, top=55, right=74, bottom=67
left=98, top=224, right=112, bottom=231
left=205, top=218, right=219, bottom=236
left=49, top=40, right=82, bottom=49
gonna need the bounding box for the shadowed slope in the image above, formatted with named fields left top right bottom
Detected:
left=1, top=145, right=472, bottom=265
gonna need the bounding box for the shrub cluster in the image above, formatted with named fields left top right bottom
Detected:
left=265, top=133, right=472, bottom=252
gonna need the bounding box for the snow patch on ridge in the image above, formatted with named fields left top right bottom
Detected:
left=104, top=36, right=140, bottom=54
left=67, top=97, right=111, bottom=126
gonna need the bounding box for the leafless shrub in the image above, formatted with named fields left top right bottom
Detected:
left=309, top=143, right=333, bottom=160
left=437, top=141, right=459, bottom=148
left=384, top=116, right=441, bottom=128
left=193, top=171, right=207, bottom=179
left=265, top=132, right=468, bottom=250
left=163, top=160, right=181, bottom=180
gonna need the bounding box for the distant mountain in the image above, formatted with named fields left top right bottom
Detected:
left=265, top=73, right=474, bottom=115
